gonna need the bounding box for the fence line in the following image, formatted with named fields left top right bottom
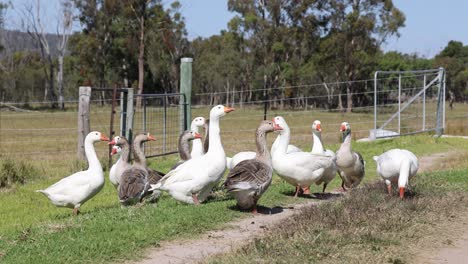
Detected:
left=194, top=72, right=439, bottom=96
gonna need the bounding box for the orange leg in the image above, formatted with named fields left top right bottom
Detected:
left=302, top=186, right=311, bottom=195
left=252, top=205, right=258, bottom=214
left=387, top=183, right=392, bottom=195
left=399, top=187, right=405, bottom=199
left=192, top=194, right=200, bottom=205
left=294, top=186, right=301, bottom=198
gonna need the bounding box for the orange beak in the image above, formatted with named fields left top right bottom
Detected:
left=224, top=106, right=235, bottom=113
left=108, top=139, right=116, bottom=145
left=148, top=134, right=156, bottom=141
left=340, top=124, right=346, bottom=132
left=316, top=124, right=322, bottom=132
left=274, top=124, right=283, bottom=131
left=101, top=134, right=110, bottom=141
left=399, top=187, right=405, bottom=199
left=110, top=147, right=118, bottom=156
left=194, top=132, right=202, bottom=139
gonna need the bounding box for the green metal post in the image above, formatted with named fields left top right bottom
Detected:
left=126, top=88, right=134, bottom=143
left=180, top=57, right=192, bottom=132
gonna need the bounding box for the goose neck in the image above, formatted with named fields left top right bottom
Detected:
left=207, top=117, right=222, bottom=154
left=255, top=129, right=269, bottom=163
left=84, top=138, right=102, bottom=172
left=132, top=140, right=146, bottom=165
left=311, top=131, right=324, bottom=154
left=276, top=128, right=290, bottom=154
left=179, top=138, right=191, bottom=161
left=120, top=143, right=131, bottom=163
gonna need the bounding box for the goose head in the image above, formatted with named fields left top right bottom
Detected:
left=272, top=116, right=289, bottom=134
left=259, top=120, right=283, bottom=134
left=108, top=136, right=129, bottom=147
left=191, top=117, right=206, bottom=132
left=110, top=145, right=122, bottom=156
left=312, top=120, right=322, bottom=134
left=87, top=131, right=110, bottom=143
left=134, top=132, right=156, bottom=143
left=210, top=105, right=235, bottom=120
left=180, top=130, right=202, bottom=142
left=340, top=122, right=351, bottom=141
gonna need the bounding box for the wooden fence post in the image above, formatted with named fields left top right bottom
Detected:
left=77, top=86, right=91, bottom=160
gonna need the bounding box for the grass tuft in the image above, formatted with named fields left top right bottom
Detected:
left=0, top=158, right=41, bottom=189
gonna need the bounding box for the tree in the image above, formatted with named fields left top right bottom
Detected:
left=434, top=40, right=468, bottom=101
left=316, top=0, right=405, bottom=112
left=56, top=0, right=73, bottom=109
left=22, top=0, right=59, bottom=108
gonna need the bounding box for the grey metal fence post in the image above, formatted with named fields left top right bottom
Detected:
left=423, top=74, right=426, bottom=130
left=120, top=90, right=128, bottom=137
left=436, top=68, right=444, bottom=136
left=77, top=86, right=91, bottom=160
left=398, top=74, right=401, bottom=134
left=126, top=88, right=134, bottom=142
left=180, top=57, right=192, bottom=132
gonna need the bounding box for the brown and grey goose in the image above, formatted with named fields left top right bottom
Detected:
left=171, top=130, right=202, bottom=170
left=118, top=133, right=164, bottom=205
left=132, top=132, right=166, bottom=201
left=223, top=120, right=282, bottom=213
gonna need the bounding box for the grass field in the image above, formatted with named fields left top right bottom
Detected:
left=0, top=102, right=467, bottom=263
left=0, top=134, right=467, bottom=263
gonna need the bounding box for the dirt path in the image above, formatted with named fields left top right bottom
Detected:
left=132, top=151, right=461, bottom=264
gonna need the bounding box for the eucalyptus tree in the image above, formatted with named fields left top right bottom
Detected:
left=316, top=0, right=405, bottom=112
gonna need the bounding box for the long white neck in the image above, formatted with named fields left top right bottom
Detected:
left=191, top=138, right=203, bottom=157
left=311, top=131, right=324, bottom=154
left=276, top=126, right=290, bottom=155
left=398, top=158, right=411, bottom=188
left=207, top=116, right=224, bottom=155
left=84, top=138, right=102, bottom=173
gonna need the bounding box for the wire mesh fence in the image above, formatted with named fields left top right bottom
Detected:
left=132, top=93, right=187, bottom=158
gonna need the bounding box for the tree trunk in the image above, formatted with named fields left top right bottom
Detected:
left=136, top=16, right=145, bottom=109
left=346, top=83, right=352, bottom=113
left=57, top=55, right=65, bottom=109
left=48, top=61, right=58, bottom=108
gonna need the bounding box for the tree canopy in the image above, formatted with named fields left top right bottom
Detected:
left=0, top=1, right=467, bottom=108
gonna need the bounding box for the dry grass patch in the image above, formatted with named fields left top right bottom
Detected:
left=206, top=170, right=468, bottom=264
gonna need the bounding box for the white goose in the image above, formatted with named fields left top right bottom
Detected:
left=271, top=116, right=335, bottom=197
left=335, top=122, right=365, bottom=191
left=308, top=120, right=337, bottom=193
left=150, top=105, right=235, bottom=204
left=37, top=131, right=109, bottom=215
left=190, top=117, right=206, bottom=158
left=373, top=149, right=419, bottom=198
left=108, top=136, right=131, bottom=189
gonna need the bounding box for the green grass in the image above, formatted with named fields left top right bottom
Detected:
left=0, top=135, right=467, bottom=263
left=205, top=168, right=468, bottom=264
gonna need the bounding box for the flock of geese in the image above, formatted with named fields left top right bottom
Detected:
left=37, top=105, right=420, bottom=215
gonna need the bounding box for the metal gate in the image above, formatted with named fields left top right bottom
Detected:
left=129, top=93, right=188, bottom=158
left=372, top=68, right=446, bottom=139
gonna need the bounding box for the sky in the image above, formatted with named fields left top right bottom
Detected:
left=6, top=0, right=468, bottom=58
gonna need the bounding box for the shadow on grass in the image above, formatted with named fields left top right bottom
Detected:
left=227, top=204, right=285, bottom=215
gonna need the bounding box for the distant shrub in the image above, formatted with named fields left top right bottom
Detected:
left=0, top=158, right=38, bottom=188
